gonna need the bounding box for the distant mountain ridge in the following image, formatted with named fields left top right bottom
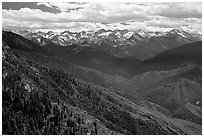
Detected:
left=14, top=28, right=202, bottom=60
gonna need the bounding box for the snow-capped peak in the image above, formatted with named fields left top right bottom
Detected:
left=45, top=31, right=57, bottom=39
left=148, top=31, right=163, bottom=37
left=135, top=29, right=149, bottom=38
left=138, top=31, right=147, bottom=37
left=167, top=29, right=188, bottom=38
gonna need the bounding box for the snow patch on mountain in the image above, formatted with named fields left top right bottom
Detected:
left=124, top=32, right=133, bottom=39
left=115, top=32, right=122, bottom=38
left=70, top=34, right=77, bottom=40
left=177, top=32, right=187, bottom=38
left=137, top=31, right=148, bottom=37
left=36, top=38, right=41, bottom=43
left=98, top=31, right=112, bottom=37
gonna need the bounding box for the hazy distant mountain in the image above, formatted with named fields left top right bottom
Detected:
left=16, top=28, right=201, bottom=60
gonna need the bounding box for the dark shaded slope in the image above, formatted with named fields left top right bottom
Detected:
left=144, top=41, right=202, bottom=64
left=2, top=31, right=51, bottom=55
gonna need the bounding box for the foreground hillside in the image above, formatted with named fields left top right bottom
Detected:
left=2, top=42, right=202, bottom=135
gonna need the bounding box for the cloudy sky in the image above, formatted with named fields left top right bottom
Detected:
left=2, top=2, right=202, bottom=33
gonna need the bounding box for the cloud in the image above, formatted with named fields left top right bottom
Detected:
left=2, top=2, right=202, bottom=33
left=146, top=18, right=181, bottom=28
left=37, top=2, right=53, bottom=8
left=149, top=2, right=202, bottom=18
left=37, top=2, right=89, bottom=12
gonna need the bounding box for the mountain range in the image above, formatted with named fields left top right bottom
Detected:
left=2, top=29, right=202, bottom=135
left=15, top=28, right=201, bottom=60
